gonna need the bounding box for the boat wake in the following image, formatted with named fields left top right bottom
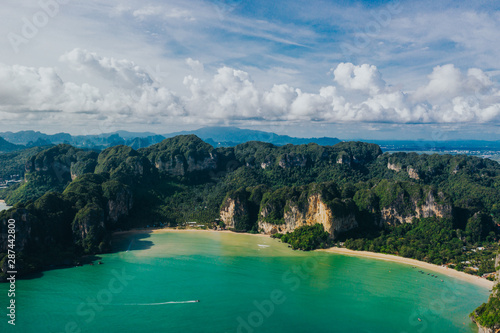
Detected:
left=126, top=240, right=134, bottom=252
left=122, top=300, right=199, bottom=305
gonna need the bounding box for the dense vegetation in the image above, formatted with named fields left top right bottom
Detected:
left=471, top=284, right=500, bottom=330
left=0, top=135, right=498, bottom=284
left=273, top=224, right=331, bottom=250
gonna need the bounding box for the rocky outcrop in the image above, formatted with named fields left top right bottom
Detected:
left=25, top=144, right=97, bottom=184
left=258, top=194, right=357, bottom=239
left=155, top=152, right=218, bottom=176
left=260, top=161, right=272, bottom=169
left=379, top=190, right=451, bottom=225
left=220, top=196, right=249, bottom=230
left=386, top=160, right=421, bottom=180
left=387, top=162, right=402, bottom=172
left=407, top=166, right=420, bottom=180
left=337, top=153, right=351, bottom=166
left=278, top=153, right=307, bottom=169
left=0, top=209, right=33, bottom=254
left=72, top=203, right=107, bottom=253
left=106, top=187, right=133, bottom=226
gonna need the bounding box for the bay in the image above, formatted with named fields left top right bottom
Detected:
left=0, top=230, right=488, bottom=332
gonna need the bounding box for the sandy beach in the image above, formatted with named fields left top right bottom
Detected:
left=113, top=227, right=269, bottom=239
left=112, top=227, right=494, bottom=289
left=320, top=247, right=494, bottom=289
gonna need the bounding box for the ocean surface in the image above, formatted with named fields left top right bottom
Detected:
left=1, top=230, right=489, bottom=333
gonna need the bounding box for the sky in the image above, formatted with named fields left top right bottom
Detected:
left=0, top=0, right=499, bottom=140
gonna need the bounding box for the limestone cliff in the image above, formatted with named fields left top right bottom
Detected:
left=72, top=203, right=107, bottom=253
left=278, top=153, right=308, bottom=169
left=25, top=145, right=97, bottom=184
left=154, top=152, right=218, bottom=176
left=258, top=194, right=357, bottom=239
left=379, top=190, right=451, bottom=225
left=0, top=209, right=33, bottom=254
left=105, top=185, right=134, bottom=227
left=220, top=195, right=249, bottom=230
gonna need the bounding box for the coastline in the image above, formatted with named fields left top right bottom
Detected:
left=112, top=227, right=494, bottom=289
left=320, top=247, right=494, bottom=289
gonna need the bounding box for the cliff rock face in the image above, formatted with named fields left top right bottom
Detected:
left=72, top=204, right=107, bottom=253
left=380, top=191, right=452, bottom=225
left=0, top=209, right=33, bottom=254
left=258, top=194, right=357, bottom=239
left=25, top=145, right=97, bottom=184
left=387, top=162, right=402, bottom=172
left=278, top=154, right=307, bottom=169
left=407, top=166, right=420, bottom=180
left=220, top=196, right=248, bottom=229
left=337, top=153, right=351, bottom=166
left=156, top=155, right=185, bottom=176
left=106, top=187, right=133, bottom=226
left=155, top=152, right=218, bottom=176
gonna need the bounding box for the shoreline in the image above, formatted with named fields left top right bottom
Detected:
left=112, top=227, right=494, bottom=289
left=320, top=247, right=494, bottom=289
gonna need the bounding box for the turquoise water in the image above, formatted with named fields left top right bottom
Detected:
left=1, top=231, right=488, bottom=333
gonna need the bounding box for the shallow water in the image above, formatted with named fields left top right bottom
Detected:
left=0, top=231, right=488, bottom=332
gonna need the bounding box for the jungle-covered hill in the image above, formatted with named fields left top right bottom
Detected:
left=0, top=135, right=499, bottom=284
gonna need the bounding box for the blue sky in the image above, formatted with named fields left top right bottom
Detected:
left=0, top=0, right=499, bottom=140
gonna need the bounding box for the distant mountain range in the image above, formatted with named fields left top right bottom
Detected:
left=0, top=127, right=341, bottom=151
left=0, top=127, right=498, bottom=153
left=0, top=137, right=24, bottom=152
left=165, top=126, right=341, bottom=147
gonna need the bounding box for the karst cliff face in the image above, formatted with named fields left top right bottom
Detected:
left=155, top=152, right=218, bottom=176
left=220, top=195, right=249, bottom=230
left=258, top=194, right=358, bottom=239
left=220, top=193, right=358, bottom=239
left=106, top=187, right=134, bottom=227
left=379, top=190, right=451, bottom=225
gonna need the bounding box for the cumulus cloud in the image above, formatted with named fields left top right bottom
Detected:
left=183, top=66, right=260, bottom=119
left=0, top=49, right=499, bottom=131
left=186, top=58, right=204, bottom=74
left=60, top=49, right=153, bottom=88
left=333, top=63, right=386, bottom=95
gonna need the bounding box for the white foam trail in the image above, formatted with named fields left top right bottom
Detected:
left=126, top=240, right=133, bottom=252
left=123, top=301, right=198, bottom=305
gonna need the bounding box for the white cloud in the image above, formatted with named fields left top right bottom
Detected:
left=0, top=50, right=499, bottom=133
left=333, top=63, right=386, bottom=95
left=186, top=58, right=204, bottom=74
left=132, top=5, right=195, bottom=21
left=60, top=48, right=153, bottom=88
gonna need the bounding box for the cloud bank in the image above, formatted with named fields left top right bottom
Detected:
left=0, top=49, right=499, bottom=133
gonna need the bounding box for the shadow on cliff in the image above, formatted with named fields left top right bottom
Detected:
left=19, top=255, right=103, bottom=281
left=111, top=230, right=155, bottom=253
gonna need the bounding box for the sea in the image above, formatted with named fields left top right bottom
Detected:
left=0, top=230, right=489, bottom=333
